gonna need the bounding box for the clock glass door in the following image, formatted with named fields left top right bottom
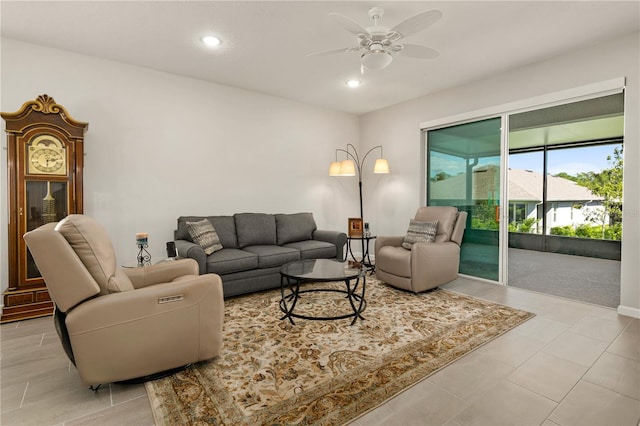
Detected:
left=22, top=180, right=69, bottom=280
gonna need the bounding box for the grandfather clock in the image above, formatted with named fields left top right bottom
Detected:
left=1, top=95, right=88, bottom=323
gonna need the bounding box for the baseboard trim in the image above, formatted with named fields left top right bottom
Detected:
left=617, top=305, right=640, bottom=319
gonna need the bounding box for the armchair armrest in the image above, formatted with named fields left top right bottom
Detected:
left=411, top=241, right=461, bottom=291
left=313, top=230, right=348, bottom=259
left=375, top=236, right=405, bottom=260
left=65, top=274, right=224, bottom=384
left=411, top=241, right=461, bottom=261
left=123, top=258, right=199, bottom=289
left=175, top=239, right=206, bottom=274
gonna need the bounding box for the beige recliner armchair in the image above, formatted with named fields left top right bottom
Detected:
left=23, top=214, right=224, bottom=386
left=375, top=206, right=467, bottom=293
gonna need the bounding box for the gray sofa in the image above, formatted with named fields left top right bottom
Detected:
left=174, top=212, right=347, bottom=297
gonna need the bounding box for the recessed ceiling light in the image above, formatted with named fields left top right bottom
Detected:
left=202, top=36, right=221, bottom=47
left=346, top=79, right=361, bottom=88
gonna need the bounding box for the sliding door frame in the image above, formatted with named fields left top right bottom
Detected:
left=420, top=78, right=625, bottom=285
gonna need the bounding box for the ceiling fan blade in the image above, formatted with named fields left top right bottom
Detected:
left=328, top=12, right=369, bottom=36
left=391, top=10, right=442, bottom=39
left=397, top=44, right=440, bottom=59
left=307, top=46, right=360, bottom=57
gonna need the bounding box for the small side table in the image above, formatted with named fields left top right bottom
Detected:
left=346, top=235, right=376, bottom=273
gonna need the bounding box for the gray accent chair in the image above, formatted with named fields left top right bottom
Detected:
left=375, top=207, right=467, bottom=293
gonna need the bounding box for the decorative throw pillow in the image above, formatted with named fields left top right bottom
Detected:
left=186, top=219, right=223, bottom=255
left=402, top=219, right=439, bottom=249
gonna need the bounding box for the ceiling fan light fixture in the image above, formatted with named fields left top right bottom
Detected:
left=361, top=50, right=392, bottom=71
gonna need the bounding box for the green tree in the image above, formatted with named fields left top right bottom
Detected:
left=553, top=171, right=600, bottom=187
left=431, top=171, right=451, bottom=182
left=554, top=172, right=578, bottom=182
left=582, top=146, right=623, bottom=239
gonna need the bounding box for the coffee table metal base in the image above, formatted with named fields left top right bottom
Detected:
left=279, top=276, right=366, bottom=325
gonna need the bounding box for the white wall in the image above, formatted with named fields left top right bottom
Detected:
left=359, top=32, right=640, bottom=317
left=0, top=39, right=360, bottom=294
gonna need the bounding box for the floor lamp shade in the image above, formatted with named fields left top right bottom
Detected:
left=339, top=160, right=356, bottom=176
left=329, top=161, right=342, bottom=176
left=373, top=158, right=390, bottom=174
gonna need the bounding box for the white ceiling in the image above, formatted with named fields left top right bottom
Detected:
left=2, top=1, right=639, bottom=115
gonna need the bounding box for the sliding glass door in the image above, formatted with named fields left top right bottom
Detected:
left=504, top=93, right=624, bottom=306
left=508, top=93, right=624, bottom=259
left=426, top=117, right=502, bottom=281
left=423, top=89, right=624, bottom=303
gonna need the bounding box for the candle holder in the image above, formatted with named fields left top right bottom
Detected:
left=137, top=243, right=151, bottom=266
left=136, top=233, right=151, bottom=266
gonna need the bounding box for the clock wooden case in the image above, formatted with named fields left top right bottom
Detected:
left=1, top=95, right=88, bottom=323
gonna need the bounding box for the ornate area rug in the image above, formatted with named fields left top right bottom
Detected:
left=145, top=277, right=534, bottom=425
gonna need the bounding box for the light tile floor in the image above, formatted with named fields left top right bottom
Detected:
left=1, top=277, right=639, bottom=426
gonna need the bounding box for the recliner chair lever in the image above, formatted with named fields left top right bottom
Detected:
left=158, top=294, right=184, bottom=304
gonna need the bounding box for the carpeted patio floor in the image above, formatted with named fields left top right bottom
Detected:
left=459, top=244, right=621, bottom=308
left=507, top=247, right=621, bottom=308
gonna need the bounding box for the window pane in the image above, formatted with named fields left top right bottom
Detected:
left=547, top=144, right=623, bottom=240
left=427, top=117, right=501, bottom=281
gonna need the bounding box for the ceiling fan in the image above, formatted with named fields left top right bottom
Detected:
left=308, top=7, right=442, bottom=73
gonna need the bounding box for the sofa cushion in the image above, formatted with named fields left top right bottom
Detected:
left=207, top=216, right=238, bottom=248
left=205, top=249, right=258, bottom=275
left=186, top=219, right=223, bottom=255
left=243, top=245, right=300, bottom=268
left=56, top=215, right=134, bottom=295
left=283, top=240, right=336, bottom=260
left=234, top=213, right=277, bottom=248
left=176, top=216, right=238, bottom=248
left=402, top=219, right=438, bottom=249
left=275, top=213, right=317, bottom=245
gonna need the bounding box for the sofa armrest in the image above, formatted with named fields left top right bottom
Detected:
left=123, top=258, right=199, bottom=289
left=313, top=230, right=348, bottom=259
left=65, top=274, right=224, bottom=384
left=175, top=239, right=206, bottom=275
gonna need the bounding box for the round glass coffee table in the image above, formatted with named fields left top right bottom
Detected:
left=279, top=259, right=366, bottom=325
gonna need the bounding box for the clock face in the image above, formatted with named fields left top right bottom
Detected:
left=27, top=135, right=67, bottom=175
left=31, top=148, right=64, bottom=173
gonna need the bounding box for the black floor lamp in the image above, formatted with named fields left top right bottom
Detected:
left=329, top=143, right=390, bottom=257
